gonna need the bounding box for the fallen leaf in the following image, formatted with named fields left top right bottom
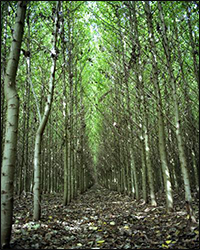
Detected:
left=89, top=226, right=98, bottom=230
left=97, top=240, right=105, bottom=244
left=32, top=224, right=40, bottom=230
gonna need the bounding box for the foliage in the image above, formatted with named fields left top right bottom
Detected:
left=1, top=0, right=199, bottom=248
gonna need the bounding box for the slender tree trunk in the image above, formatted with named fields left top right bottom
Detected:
left=33, top=1, right=60, bottom=220
left=172, top=10, right=199, bottom=195
left=1, top=2, right=8, bottom=168
left=130, top=146, right=139, bottom=199
left=1, top=2, right=27, bottom=247
left=80, top=85, right=84, bottom=194
left=74, top=66, right=78, bottom=198
left=141, top=138, right=147, bottom=202
left=131, top=1, right=156, bottom=206
left=62, top=14, right=69, bottom=203
left=144, top=1, right=173, bottom=211
left=186, top=6, right=199, bottom=88
left=48, top=116, right=52, bottom=193
left=18, top=106, right=26, bottom=196
left=158, top=1, right=192, bottom=203
left=143, top=114, right=157, bottom=206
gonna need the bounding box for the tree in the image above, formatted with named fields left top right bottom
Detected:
left=92, top=1, right=198, bottom=208
left=33, top=1, right=60, bottom=220
left=144, top=1, right=173, bottom=211
left=157, top=1, right=192, bottom=204
left=1, top=1, right=27, bottom=247
left=1, top=3, right=198, bottom=235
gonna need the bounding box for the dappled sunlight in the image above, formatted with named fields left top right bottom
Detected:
left=11, top=186, right=199, bottom=249
left=1, top=0, right=198, bottom=249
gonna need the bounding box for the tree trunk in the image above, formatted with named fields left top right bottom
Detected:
left=1, top=2, right=8, bottom=168
left=172, top=10, right=199, bottom=195
left=1, top=1, right=27, bottom=247
left=186, top=5, right=199, bottom=88
left=158, top=1, right=192, bottom=203
left=130, top=146, right=139, bottom=199
left=131, top=1, right=156, bottom=206
left=33, top=1, right=60, bottom=220
left=144, top=1, right=173, bottom=211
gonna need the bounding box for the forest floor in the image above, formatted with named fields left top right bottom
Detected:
left=10, top=185, right=199, bottom=249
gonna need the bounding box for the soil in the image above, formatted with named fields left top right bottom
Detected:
left=8, top=185, right=199, bottom=249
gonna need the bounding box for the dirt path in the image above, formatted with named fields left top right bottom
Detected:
left=10, top=185, right=199, bottom=249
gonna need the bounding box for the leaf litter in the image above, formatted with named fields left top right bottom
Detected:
left=8, top=185, right=199, bottom=249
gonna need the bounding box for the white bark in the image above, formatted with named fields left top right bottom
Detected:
left=33, top=1, right=60, bottom=220
left=1, top=1, right=27, bottom=247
